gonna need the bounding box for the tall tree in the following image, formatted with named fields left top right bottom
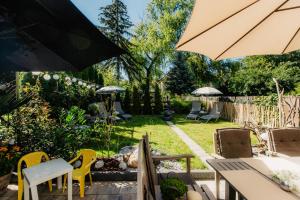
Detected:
left=99, top=0, right=139, bottom=81
left=165, top=53, right=196, bottom=95
left=228, top=55, right=300, bottom=95
left=132, top=0, right=194, bottom=112
left=132, top=86, right=141, bottom=114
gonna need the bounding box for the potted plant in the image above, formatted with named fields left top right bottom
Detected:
left=160, top=177, right=188, bottom=200
left=0, top=142, right=21, bottom=192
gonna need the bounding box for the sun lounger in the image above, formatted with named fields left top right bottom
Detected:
left=113, top=101, right=132, bottom=120
left=186, top=101, right=202, bottom=120
left=97, top=102, right=122, bottom=121
left=199, top=102, right=223, bottom=122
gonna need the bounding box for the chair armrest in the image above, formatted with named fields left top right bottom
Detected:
left=69, top=155, right=81, bottom=164
left=84, top=159, right=97, bottom=170
left=266, top=150, right=290, bottom=158
left=211, top=154, right=224, bottom=159
left=152, top=154, right=194, bottom=161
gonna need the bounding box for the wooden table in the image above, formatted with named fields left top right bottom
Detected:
left=23, top=158, right=73, bottom=200
left=207, top=158, right=300, bottom=200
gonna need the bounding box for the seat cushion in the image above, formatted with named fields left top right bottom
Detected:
left=122, top=114, right=132, bottom=119
left=217, top=129, right=252, bottom=158
left=187, top=114, right=198, bottom=120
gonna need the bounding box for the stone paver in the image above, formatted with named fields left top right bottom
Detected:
left=0, top=182, right=137, bottom=200
left=166, top=121, right=213, bottom=169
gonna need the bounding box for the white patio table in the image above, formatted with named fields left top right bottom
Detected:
left=22, top=158, right=73, bottom=200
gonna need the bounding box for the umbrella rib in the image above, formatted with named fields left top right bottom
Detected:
left=215, top=0, right=290, bottom=60
left=277, top=6, right=300, bottom=12
left=176, top=0, right=261, bottom=49
left=282, top=27, right=300, bottom=54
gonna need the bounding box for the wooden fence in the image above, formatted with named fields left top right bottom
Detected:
left=183, top=96, right=300, bottom=128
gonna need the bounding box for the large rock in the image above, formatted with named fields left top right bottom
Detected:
left=119, top=146, right=137, bottom=163
left=119, top=146, right=136, bottom=155
left=127, top=148, right=139, bottom=168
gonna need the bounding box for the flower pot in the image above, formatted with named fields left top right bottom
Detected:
left=0, top=173, right=11, bottom=193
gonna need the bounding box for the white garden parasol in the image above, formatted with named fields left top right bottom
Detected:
left=177, top=0, right=300, bottom=60
left=96, top=86, right=125, bottom=94
left=192, top=87, right=223, bottom=96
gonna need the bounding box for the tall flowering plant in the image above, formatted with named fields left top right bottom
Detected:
left=0, top=142, right=21, bottom=176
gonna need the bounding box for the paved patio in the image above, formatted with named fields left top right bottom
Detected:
left=0, top=180, right=225, bottom=200
left=0, top=182, right=137, bottom=200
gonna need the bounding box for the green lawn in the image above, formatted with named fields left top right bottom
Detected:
left=172, top=115, right=258, bottom=154
left=85, top=115, right=206, bottom=169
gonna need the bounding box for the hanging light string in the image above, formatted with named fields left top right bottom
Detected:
left=31, top=72, right=101, bottom=90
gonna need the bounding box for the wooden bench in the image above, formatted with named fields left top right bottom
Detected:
left=137, top=135, right=216, bottom=200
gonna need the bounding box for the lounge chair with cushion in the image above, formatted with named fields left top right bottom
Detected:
left=199, top=103, right=223, bottom=122
left=213, top=128, right=253, bottom=199
left=186, top=101, right=202, bottom=120
left=268, top=128, right=300, bottom=157
left=97, top=102, right=122, bottom=121
left=113, top=101, right=132, bottom=120
left=137, top=134, right=216, bottom=200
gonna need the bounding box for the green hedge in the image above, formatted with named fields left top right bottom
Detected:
left=170, top=97, right=191, bottom=114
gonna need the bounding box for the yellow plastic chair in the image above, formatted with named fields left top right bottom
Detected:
left=63, top=149, right=96, bottom=198
left=17, top=152, right=52, bottom=200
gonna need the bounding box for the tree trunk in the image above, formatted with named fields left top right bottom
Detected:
left=143, top=68, right=152, bottom=114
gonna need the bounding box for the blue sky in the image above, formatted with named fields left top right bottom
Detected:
left=71, top=0, right=150, bottom=26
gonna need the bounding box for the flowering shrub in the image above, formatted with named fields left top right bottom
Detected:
left=0, top=143, right=21, bottom=176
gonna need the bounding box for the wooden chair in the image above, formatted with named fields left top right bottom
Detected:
left=268, top=128, right=300, bottom=157
left=17, top=152, right=52, bottom=200
left=213, top=128, right=253, bottom=159
left=213, top=128, right=252, bottom=199
left=137, top=135, right=216, bottom=200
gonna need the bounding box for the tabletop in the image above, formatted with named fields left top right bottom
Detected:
left=207, top=158, right=299, bottom=200
left=23, top=158, right=73, bottom=186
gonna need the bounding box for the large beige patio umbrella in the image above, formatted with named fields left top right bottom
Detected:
left=176, top=0, right=300, bottom=60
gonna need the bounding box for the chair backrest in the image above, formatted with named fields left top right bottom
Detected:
left=77, top=149, right=96, bottom=172
left=18, top=152, right=50, bottom=186
left=137, top=139, right=155, bottom=200
left=114, top=101, right=125, bottom=114
left=97, top=102, right=109, bottom=117
left=214, top=128, right=252, bottom=158
left=209, top=102, right=223, bottom=115
left=269, top=128, right=300, bottom=156
left=191, top=101, right=201, bottom=113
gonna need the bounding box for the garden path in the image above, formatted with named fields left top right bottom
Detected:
left=166, top=121, right=213, bottom=169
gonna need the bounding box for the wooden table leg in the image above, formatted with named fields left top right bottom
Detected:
left=31, top=186, right=39, bottom=200
left=68, top=172, right=72, bottom=200
left=215, top=172, right=221, bottom=199
left=225, top=181, right=236, bottom=200
left=238, top=192, right=244, bottom=200
left=24, top=179, right=30, bottom=200
left=57, top=176, right=62, bottom=190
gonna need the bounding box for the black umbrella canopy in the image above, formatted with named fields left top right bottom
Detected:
left=0, top=0, right=124, bottom=72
